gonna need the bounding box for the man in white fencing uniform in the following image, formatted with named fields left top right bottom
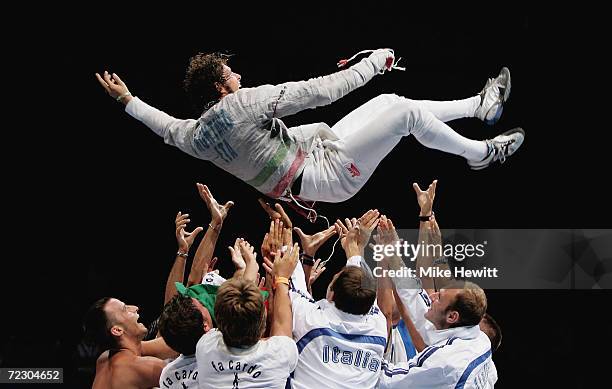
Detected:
left=379, top=280, right=497, bottom=388
left=97, top=49, right=524, bottom=203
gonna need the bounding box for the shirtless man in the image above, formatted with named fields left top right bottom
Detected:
left=85, top=297, right=174, bottom=388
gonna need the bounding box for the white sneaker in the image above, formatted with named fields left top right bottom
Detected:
left=468, top=127, right=525, bottom=170
left=475, top=67, right=511, bottom=125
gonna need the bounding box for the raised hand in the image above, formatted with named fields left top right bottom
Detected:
left=238, top=239, right=259, bottom=282
left=335, top=209, right=380, bottom=256
left=273, top=243, right=300, bottom=279
left=413, top=180, right=437, bottom=216
left=294, top=225, right=337, bottom=257
left=95, top=71, right=132, bottom=104
left=334, top=218, right=360, bottom=258
left=262, top=256, right=275, bottom=278
left=376, top=215, right=400, bottom=245
left=261, top=232, right=271, bottom=260
left=175, top=211, right=204, bottom=254
left=197, top=183, right=234, bottom=226
left=258, top=199, right=292, bottom=228
left=257, top=274, right=266, bottom=289
left=228, top=238, right=246, bottom=270
left=307, top=258, right=327, bottom=289
left=238, top=239, right=258, bottom=266
left=266, top=219, right=285, bottom=255
left=357, top=209, right=380, bottom=247
left=209, top=257, right=219, bottom=272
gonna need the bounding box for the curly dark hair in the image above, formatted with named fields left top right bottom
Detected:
left=159, top=295, right=205, bottom=355
left=183, top=52, right=229, bottom=111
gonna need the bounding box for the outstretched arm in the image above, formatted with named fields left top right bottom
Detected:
left=164, top=211, right=203, bottom=304
left=258, top=49, right=395, bottom=122
left=187, top=183, right=234, bottom=286
left=95, top=71, right=198, bottom=152
left=239, top=239, right=260, bottom=283
left=373, top=215, right=401, bottom=339
left=412, top=180, right=452, bottom=293
left=271, top=243, right=300, bottom=338
left=392, top=286, right=428, bottom=353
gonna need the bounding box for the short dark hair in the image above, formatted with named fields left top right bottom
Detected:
left=83, top=297, right=114, bottom=350
left=215, top=278, right=265, bottom=348
left=447, top=281, right=487, bottom=328
left=332, top=267, right=377, bottom=315
left=480, top=313, right=502, bottom=352
left=184, top=52, right=228, bottom=111
left=159, top=295, right=205, bottom=355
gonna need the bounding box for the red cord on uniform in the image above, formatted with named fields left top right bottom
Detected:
left=385, top=57, right=394, bottom=70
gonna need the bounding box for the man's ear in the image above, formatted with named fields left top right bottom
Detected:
left=446, top=310, right=459, bottom=325
left=215, top=82, right=225, bottom=94
left=110, top=325, right=124, bottom=337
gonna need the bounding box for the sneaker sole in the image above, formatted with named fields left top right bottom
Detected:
left=500, top=67, right=511, bottom=103
left=484, top=67, right=511, bottom=125
left=469, top=127, right=525, bottom=170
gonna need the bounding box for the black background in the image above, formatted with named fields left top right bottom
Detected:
left=3, top=13, right=609, bottom=388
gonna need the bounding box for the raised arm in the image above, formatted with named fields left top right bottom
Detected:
left=412, top=180, right=452, bottom=293
left=187, top=183, right=234, bottom=286
left=392, top=285, right=428, bottom=353
left=373, top=215, right=401, bottom=339
left=164, top=211, right=204, bottom=304
left=270, top=243, right=300, bottom=338
left=294, top=225, right=336, bottom=284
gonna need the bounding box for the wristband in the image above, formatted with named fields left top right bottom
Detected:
left=274, top=276, right=290, bottom=289
left=176, top=251, right=188, bottom=258
left=300, top=253, right=315, bottom=266
left=419, top=211, right=434, bottom=222
left=116, top=91, right=132, bottom=102
left=209, top=223, right=220, bottom=233
left=433, top=257, right=448, bottom=265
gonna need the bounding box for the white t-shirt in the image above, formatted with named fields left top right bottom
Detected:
left=289, top=293, right=388, bottom=389
left=159, top=354, right=198, bottom=389
left=195, top=329, right=298, bottom=389
left=202, top=271, right=226, bottom=286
